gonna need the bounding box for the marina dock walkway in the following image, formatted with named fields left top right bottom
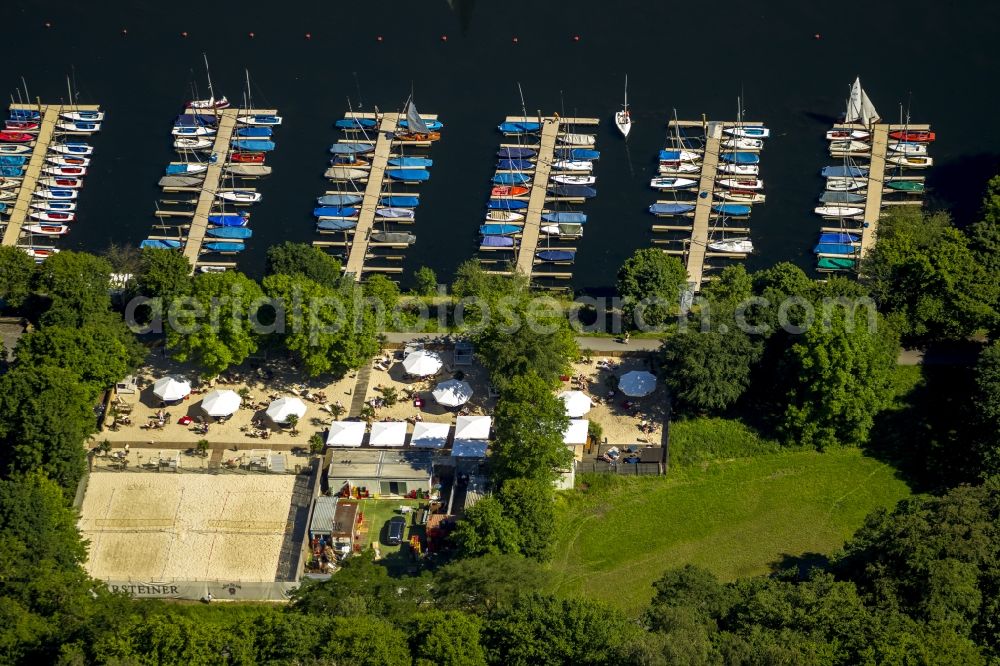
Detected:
left=686, top=122, right=722, bottom=292
left=2, top=103, right=101, bottom=247
left=515, top=117, right=559, bottom=276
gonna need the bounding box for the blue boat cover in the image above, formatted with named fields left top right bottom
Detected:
left=819, top=192, right=865, bottom=204
left=481, top=235, right=514, bottom=248
left=498, top=121, right=541, bottom=134
left=9, top=109, right=40, bottom=120
left=335, top=118, right=377, bottom=129
left=555, top=148, right=600, bottom=160
left=498, top=147, right=537, bottom=159
left=317, top=219, right=358, bottom=231
left=497, top=159, right=533, bottom=171
left=541, top=212, right=587, bottom=224
left=329, top=142, right=375, bottom=154
left=387, top=169, right=430, bottom=182
left=537, top=250, right=575, bottom=262
left=818, top=232, right=860, bottom=244
left=480, top=224, right=521, bottom=235
left=208, top=215, right=248, bottom=227
left=140, top=239, right=182, bottom=249
left=0, top=166, right=23, bottom=176
left=720, top=152, right=759, bottom=165
left=314, top=207, right=359, bottom=218
left=0, top=156, right=27, bottom=166
left=399, top=118, right=443, bottom=131
left=0, top=203, right=6, bottom=213
left=388, top=157, right=433, bottom=167
left=813, top=243, right=857, bottom=255
left=318, top=195, right=363, bottom=206
left=487, top=199, right=529, bottom=210
left=231, top=140, right=275, bottom=152
left=248, top=115, right=280, bottom=123
left=236, top=127, right=272, bottom=137
left=821, top=165, right=868, bottom=178
left=494, top=173, right=532, bottom=185
left=380, top=196, right=420, bottom=208
left=712, top=204, right=752, bottom=216
left=649, top=203, right=696, bottom=215
left=547, top=184, right=596, bottom=198
left=204, top=242, right=245, bottom=252
left=174, top=114, right=217, bottom=127
left=207, top=227, right=253, bottom=239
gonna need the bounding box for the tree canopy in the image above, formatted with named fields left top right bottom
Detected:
left=137, top=247, right=192, bottom=300
left=450, top=495, right=521, bottom=559
left=266, top=242, right=343, bottom=287
left=33, top=250, right=113, bottom=325
left=490, top=372, right=572, bottom=484
left=0, top=246, right=36, bottom=309
left=616, top=248, right=687, bottom=329
left=660, top=327, right=762, bottom=414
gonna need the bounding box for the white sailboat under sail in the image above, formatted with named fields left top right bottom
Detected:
left=845, top=76, right=879, bottom=126
left=615, top=74, right=632, bottom=138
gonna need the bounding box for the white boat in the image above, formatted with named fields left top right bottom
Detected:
left=659, top=162, right=701, bottom=175
left=552, top=160, right=593, bottom=172
left=717, top=163, right=759, bottom=176
left=552, top=175, right=596, bottom=185
left=171, top=126, right=216, bottom=137
left=24, top=224, right=70, bottom=236
left=721, top=137, right=763, bottom=150
left=42, top=166, right=87, bottom=177
left=724, top=126, right=770, bottom=139
left=887, top=155, right=933, bottom=168
left=173, top=138, right=213, bottom=150
left=375, top=207, right=415, bottom=219
left=0, top=178, right=21, bottom=190
left=216, top=190, right=261, bottom=203
left=709, top=238, right=753, bottom=253
left=845, top=76, right=881, bottom=125
left=888, top=142, right=928, bottom=156
left=49, top=143, right=93, bottom=156
left=37, top=177, right=83, bottom=189
left=0, top=145, right=32, bottom=155
left=716, top=177, right=764, bottom=190
left=0, top=191, right=16, bottom=201
left=558, top=133, right=596, bottom=146
left=826, top=128, right=870, bottom=141
left=325, top=167, right=369, bottom=180
left=188, top=54, right=230, bottom=110
left=55, top=122, right=101, bottom=133
left=60, top=110, right=104, bottom=122
left=826, top=178, right=867, bottom=192
left=650, top=177, right=697, bottom=190
left=614, top=74, right=632, bottom=138
left=485, top=210, right=525, bottom=223
left=47, top=156, right=90, bottom=167
left=30, top=201, right=76, bottom=212
left=168, top=163, right=209, bottom=174
left=661, top=150, right=701, bottom=163
left=237, top=115, right=283, bottom=126
left=30, top=211, right=75, bottom=222
left=830, top=140, right=871, bottom=152
left=540, top=224, right=581, bottom=236
left=716, top=190, right=766, bottom=203
left=20, top=247, right=60, bottom=260
left=815, top=205, right=864, bottom=217
left=199, top=265, right=228, bottom=273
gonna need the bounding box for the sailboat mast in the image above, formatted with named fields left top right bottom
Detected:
left=245, top=69, right=253, bottom=112
left=66, top=75, right=74, bottom=111
left=204, top=54, right=215, bottom=103
left=624, top=74, right=628, bottom=112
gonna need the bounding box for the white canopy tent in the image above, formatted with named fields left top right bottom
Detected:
left=432, top=379, right=473, bottom=407
left=619, top=370, right=657, bottom=397
left=558, top=390, right=592, bottom=418
left=410, top=421, right=450, bottom=449
left=326, top=421, right=366, bottom=447
left=266, top=396, right=307, bottom=424
left=402, top=350, right=443, bottom=377
left=454, top=415, right=491, bottom=440
left=152, top=376, right=191, bottom=402
left=563, top=419, right=590, bottom=445
left=369, top=421, right=408, bottom=447
left=201, top=389, right=241, bottom=417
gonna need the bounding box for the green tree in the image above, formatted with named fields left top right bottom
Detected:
left=266, top=242, right=343, bottom=286
left=0, top=366, right=94, bottom=488
left=433, top=554, right=550, bottom=613
left=972, top=341, right=1000, bottom=477
left=0, top=246, right=36, bottom=309
left=452, top=259, right=529, bottom=302
left=661, top=327, right=762, bottom=413
left=138, top=247, right=192, bottom=300
left=167, top=271, right=264, bottom=379
left=408, top=610, right=487, bottom=666
left=451, top=495, right=521, bottom=558
left=412, top=266, right=438, bottom=297
left=490, top=372, right=572, bottom=484
left=616, top=248, right=687, bottom=328
left=779, top=307, right=898, bottom=449
left=33, top=250, right=113, bottom=325
left=363, top=273, right=400, bottom=312
left=497, top=478, right=555, bottom=561
left=700, top=264, right=753, bottom=308
left=323, top=615, right=411, bottom=666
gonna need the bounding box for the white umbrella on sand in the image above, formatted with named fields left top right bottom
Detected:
left=266, top=396, right=307, bottom=424
left=152, top=376, right=191, bottom=402
left=432, top=379, right=474, bottom=407
left=619, top=370, right=657, bottom=397
left=558, top=390, right=592, bottom=417
left=402, top=350, right=443, bottom=377
left=201, top=389, right=241, bottom=417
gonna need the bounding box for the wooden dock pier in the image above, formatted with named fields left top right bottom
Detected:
left=685, top=122, right=722, bottom=292
left=1, top=103, right=102, bottom=248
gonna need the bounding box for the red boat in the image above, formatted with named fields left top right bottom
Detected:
left=0, top=132, right=34, bottom=143
left=230, top=152, right=265, bottom=163
left=491, top=185, right=530, bottom=197
left=4, top=120, right=39, bottom=131
left=889, top=130, right=935, bottom=143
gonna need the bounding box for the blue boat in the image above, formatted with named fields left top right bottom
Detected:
left=813, top=243, right=857, bottom=255
left=554, top=148, right=600, bottom=160
left=317, top=219, right=358, bottom=231
left=498, top=121, right=541, bottom=134
left=0, top=166, right=23, bottom=177
left=9, top=109, right=40, bottom=121
left=712, top=204, right=752, bottom=216
left=0, top=203, right=7, bottom=213
left=208, top=214, right=248, bottom=227
left=174, top=114, right=217, bottom=127
left=330, top=142, right=375, bottom=155
left=56, top=143, right=92, bottom=154
left=140, top=239, right=182, bottom=249
left=314, top=207, right=359, bottom=218
left=498, top=147, right=537, bottom=159
left=388, top=157, right=433, bottom=167
left=64, top=121, right=99, bottom=131
left=236, top=127, right=272, bottom=138
left=480, top=224, right=522, bottom=236
left=204, top=242, right=245, bottom=253
left=537, top=250, right=575, bottom=263
left=488, top=199, right=529, bottom=211
left=541, top=212, right=587, bottom=224
left=164, top=164, right=211, bottom=175
left=821, top=165, right=868, bottom=178
left=649, top=203, right=696, bottom=216
left=380, top=196, right=420, bottom=208
left=548, top=184, right=597, bottom=198
left=721, top=152, right=759, bottom=165
left=335, top=118, right=377, bottom=130
left=481, top=235, right=514, bottom=248
left=818, top=232, right=860, bottom=244
left=232, top=139, right=275, bottom=152
left=498, top=159, right=534, bottom=171
left=399, top=118, right=443, bottom=131
left=317, top=194, right=363, bottom=206
left=387, top=169, right=430, bottom=183
left=208, top=227, right=253, bottom=239
left=243, top=114, right=281, bottom=125
left=494, top=173, right=532, bottom=185
left=0, top=156, right=27, bottom=166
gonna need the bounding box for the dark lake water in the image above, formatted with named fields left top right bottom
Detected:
left=7, top=0, right=1000, bottom=292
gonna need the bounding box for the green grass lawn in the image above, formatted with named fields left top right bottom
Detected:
left=549, top=447, right=911, bottom=612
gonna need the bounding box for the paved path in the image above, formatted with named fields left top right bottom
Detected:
left=348, top=364, right=373, bottom=416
